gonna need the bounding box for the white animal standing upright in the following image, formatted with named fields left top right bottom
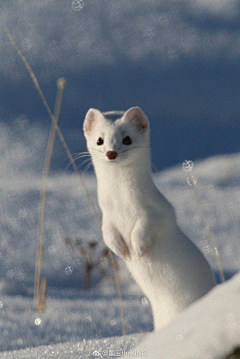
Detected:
left=83, top=107, right=216, bottom=330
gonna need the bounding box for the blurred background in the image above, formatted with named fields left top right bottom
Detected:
left=1, top=0, right=240, bottom=171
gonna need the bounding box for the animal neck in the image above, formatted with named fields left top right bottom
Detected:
left=94, top=152, right=157, bottom=205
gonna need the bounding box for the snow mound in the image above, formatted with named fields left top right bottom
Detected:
left=126, top=271, right=240, bottom=359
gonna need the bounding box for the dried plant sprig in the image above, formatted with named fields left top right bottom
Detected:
left=182, top=160, right=225, bottom=283
left=65, top=238, right=108, bottom=290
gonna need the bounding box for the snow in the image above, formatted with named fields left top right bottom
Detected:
left=0, top=291, right=149, bottom=353
left=1, top=119, right=240, bottom=357
left=127, top=271, right=240, bottom=359
left=1, top=273, right=240, bottom=358
left=0, top=334, right=145, bottom=359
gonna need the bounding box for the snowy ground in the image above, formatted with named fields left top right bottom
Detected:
left=0, top=121, right=240, bottom=357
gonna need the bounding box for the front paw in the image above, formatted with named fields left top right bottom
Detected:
left=107, top=237, right=131, bottom=261
left=119, top=242, right=131, bottom=261
left=102, top=224, right=131, bottom=260
left=131, top=219, right=153, bottom=258
left=132, top=238, right=150, bottom=258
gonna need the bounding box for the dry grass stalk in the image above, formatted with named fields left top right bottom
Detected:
left=6, top=27, right=126, bottom=333
left=34, top=78, right=66, bottom=308
left=39, top=278, right=47, bottom=313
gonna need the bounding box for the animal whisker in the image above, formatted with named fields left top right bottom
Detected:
left=66, top=152, right=91, bottom=171
left=72, top=151, right=90, bottom=158
left=78, top=158, right=92, bottom=169
left=74, top=154, right=91, bottom=162
left=121, top=145, right=150, bottom=154
left=82, top=161, right=93, bottom=176
left=87, top=147, right=105, bottom=155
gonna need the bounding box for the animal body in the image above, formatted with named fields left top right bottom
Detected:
left=83, top=106, right=216, bottom=330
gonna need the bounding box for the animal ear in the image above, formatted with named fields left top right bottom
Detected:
left=122, top=107, right=148, bottom=133
left=83, top=108, right=102, bottom=136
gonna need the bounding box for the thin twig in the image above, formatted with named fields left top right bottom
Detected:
left=39, top=278, right=47, bottom=313
left=34, top=78, right=66, bottom=306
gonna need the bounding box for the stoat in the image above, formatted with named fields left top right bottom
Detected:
left=83, top=106, right=216, bottom=330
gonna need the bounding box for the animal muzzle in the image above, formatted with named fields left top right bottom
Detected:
left=106, top=150, right=118, bottom=160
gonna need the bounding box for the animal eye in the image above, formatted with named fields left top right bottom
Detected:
left=122, top=136, right=132, bottom=145
left=97, top=137, right=104, bottom=146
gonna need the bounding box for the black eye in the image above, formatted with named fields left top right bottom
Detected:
left=97, top=137, right=104, bottom=146
left=122, top=136, right=132, bottom=145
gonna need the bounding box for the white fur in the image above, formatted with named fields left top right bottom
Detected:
left=83, top=107, right=216, bottom=330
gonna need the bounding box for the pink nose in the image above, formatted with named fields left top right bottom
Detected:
left=106, top=150, right=118, bottom=160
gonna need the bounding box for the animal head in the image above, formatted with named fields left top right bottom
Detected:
left=83, top=107, right=150, bottom=167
